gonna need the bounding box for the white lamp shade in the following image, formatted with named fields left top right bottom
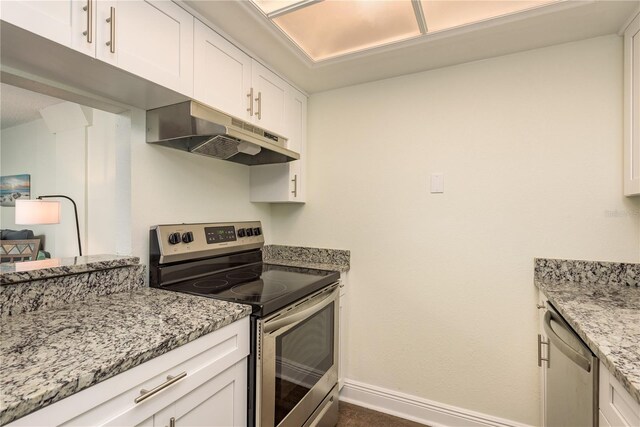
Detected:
left=15, top=200, right=60, bottom=225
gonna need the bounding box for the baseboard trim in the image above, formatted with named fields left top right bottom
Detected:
left=339, top=379, right=533, bottom=427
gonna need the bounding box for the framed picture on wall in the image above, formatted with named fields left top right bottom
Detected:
left=0, top=174, right=31, bottom=207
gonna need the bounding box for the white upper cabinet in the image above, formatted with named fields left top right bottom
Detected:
left=194, top=20, right=252, bottom=120
left=0, top=0, right=75, bottom=47
left=624, top=12, right=640, bottom=196
left=95, top=0, right=194, bottom=96
left=193, top=21, right=292, bottom=138
left=251, top=60, right=288, bottom=136
left=2, top=0, right=194, bottom=97
left=250, top=85, right=307, bottom=203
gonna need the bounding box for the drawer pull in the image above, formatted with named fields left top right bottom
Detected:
left=135, top=372, right=187, bottom=404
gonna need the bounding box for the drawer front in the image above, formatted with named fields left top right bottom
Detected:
left=9, top=317, right=249, bottom=426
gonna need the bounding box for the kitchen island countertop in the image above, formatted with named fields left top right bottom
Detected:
left=0, top=287, right=251, bottom=425
left=535, top=259, right=640, bottom=405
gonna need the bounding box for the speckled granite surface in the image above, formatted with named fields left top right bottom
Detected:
left=0, top=255, right=140, bottom=285
left=263, top=245, right=350, bottom=272
left=0, top=288, right=252, bottom=425
left=534, top=258, right=640, bottom=405
left=0, top=264, right=145, bottom=317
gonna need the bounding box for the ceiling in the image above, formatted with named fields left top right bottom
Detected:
left=184, top=0, right=640, bottom=93
left=1, top=83, right=64, bottom=130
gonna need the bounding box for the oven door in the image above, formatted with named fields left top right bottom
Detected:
left=258, top=284, right=339, bottom=427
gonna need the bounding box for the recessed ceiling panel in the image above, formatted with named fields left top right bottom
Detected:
left=421, top=0, right=558, bottom=33
left=253, top=0, right=306, bottom=15
left=272, top=0, right=421, bottom=61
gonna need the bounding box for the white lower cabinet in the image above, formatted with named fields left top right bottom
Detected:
left=599, top=362, right=640, bottom=427
left=8, top=317, right=249, bottom=427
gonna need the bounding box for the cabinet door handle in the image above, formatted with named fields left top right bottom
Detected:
left=247, top=88, right=254, bottom=116
left=537, top=334, right=549, bottom=367
left=105, top=6, right=115, bottom=53
left=169, top=417, right=176, bottom=427
left=82, top=0, right=93, bottom=43
left=134, top=372, right=187, bottom=404
left=255, top=91, right=262, bottom=120
left=291, top=174, right=298, bottom=197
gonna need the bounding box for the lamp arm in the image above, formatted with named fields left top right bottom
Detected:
left=37, top=195, right=83, bottom=256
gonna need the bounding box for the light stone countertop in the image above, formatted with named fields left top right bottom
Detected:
left=534, top=259, right=640, bottom=405
left=263, top=245, right=350, bottom=272
left=0, top=288, right=251, bottom=425
left=0, top=255, right=140, bottom=285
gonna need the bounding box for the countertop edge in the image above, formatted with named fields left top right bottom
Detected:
left=264, top=258, right=349, bottom=272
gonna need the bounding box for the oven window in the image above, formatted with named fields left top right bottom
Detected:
left=274, top=303, right=334, bottom=425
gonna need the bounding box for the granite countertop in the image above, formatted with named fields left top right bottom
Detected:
left=535, top=260, right=640, bottom=405
left=0, top=288, right=252, bottom=425
left=0, top=255, right=140, bottom=285
left=263, top=245, right=350, bottom=272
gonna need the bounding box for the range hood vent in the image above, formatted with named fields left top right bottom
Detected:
left=146, top=101, right=299, bottom=165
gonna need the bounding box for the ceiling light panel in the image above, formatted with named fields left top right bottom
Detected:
left=272, top=0, right=422, bottom=61
left=420, top=0, right=558, bottom=33
left=252, top=0, right=309, bottom=15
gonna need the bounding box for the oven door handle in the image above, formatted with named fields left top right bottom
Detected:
left=264, top=287, right=337, bottom=335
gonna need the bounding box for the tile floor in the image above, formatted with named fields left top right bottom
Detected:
left=337, top=402, right=426, bottom=426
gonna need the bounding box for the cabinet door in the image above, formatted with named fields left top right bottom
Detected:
left=251, top=61, right=287, bottom=136
left=96, top=0, right=194, bottom=96
left=152, top=360, right=247, bottom=427
left=599, top=363, right=640, bottom=427
left=624, top=12, right=640, bottom=196
left=194, top=20, right=252, bottom=120
left=0, top=0, right=75, bottom=46
left=249, top=86, right=306, bottom=203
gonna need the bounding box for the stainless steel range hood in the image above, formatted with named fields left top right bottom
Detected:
left=146, top=101, right=299, bottom=165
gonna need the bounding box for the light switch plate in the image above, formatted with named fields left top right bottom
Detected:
left=431, top=173, right=444, bottom=193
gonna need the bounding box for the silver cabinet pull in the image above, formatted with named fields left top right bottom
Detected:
left=169, top=417, right=176, bottom=427
left=134, top=372, right=187, bottom=404
left=82, top=0, right=93, bottom=43
left=247, top=87, right=254, bottom=116
left=538, top=334, right=549, bottom=367
left=536, top=303, right=546, bottom=309
left=105, top=6, right=115, bottom=53
left=255, top=91, right=262, bottom=120
left=291, top=174, right=298, bottom=197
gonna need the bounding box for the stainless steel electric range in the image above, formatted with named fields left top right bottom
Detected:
left=149, top=221, right=340, bottom=427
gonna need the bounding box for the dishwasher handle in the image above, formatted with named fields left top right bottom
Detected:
left=543, top=310, right=592, bottom=372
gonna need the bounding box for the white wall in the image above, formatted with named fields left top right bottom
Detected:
left=1, top=105, right=131, bottom=258
left=128, top=109, right=273, bottom=268
left=271, top=35, right=640, bottom=425
left=1, top=119, right=60, bottom=253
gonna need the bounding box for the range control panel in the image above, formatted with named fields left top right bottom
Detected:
left=153, top=221, right=264, bottom=263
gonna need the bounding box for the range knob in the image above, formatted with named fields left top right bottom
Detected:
left=237, top=228, right=246, bottom=238
left=168, top=232, right=181, bottom=245
left=246, top=228, right=254, bottom=237
left=182, top=231, right=194, bottom=244
left=253, top=227, right=261, bottom=236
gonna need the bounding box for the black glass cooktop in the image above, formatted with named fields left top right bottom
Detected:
left=161, top=262, right=340, bottom=316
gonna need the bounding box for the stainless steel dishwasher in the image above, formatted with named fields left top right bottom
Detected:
left=541, top=302, right=599, bottom=426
